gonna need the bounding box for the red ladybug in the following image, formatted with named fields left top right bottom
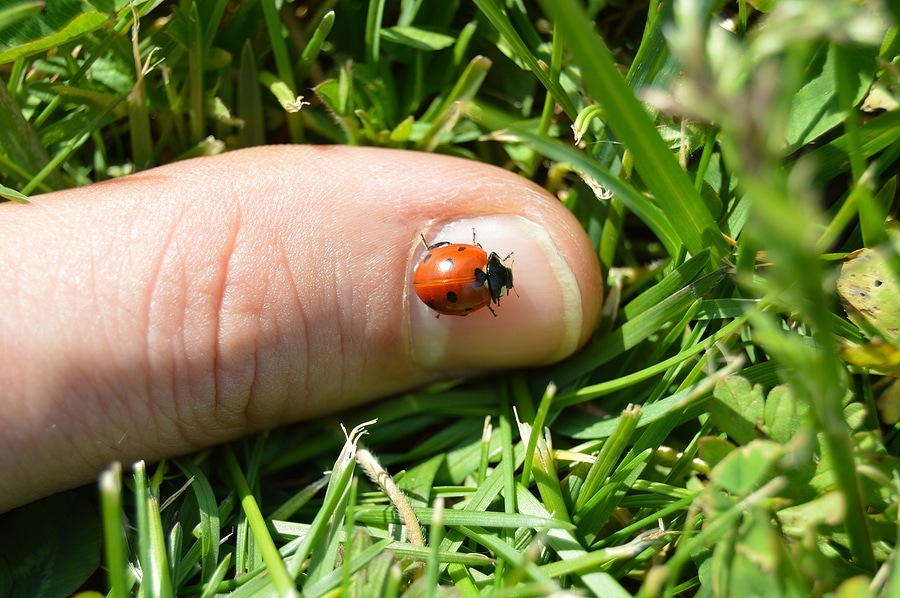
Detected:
left=413, top=230, right=514, bottom=316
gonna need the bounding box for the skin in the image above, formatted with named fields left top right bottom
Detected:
left=0, top=145, right=602, bottom=512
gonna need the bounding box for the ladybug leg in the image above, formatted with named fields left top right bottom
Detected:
left=487, top=304, right=497, bottom=317
left=421, top=234, right=451, bottom=251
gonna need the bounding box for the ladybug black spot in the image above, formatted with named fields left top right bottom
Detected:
left=474, top=268, right=487, bottom=286
left=446, top=291, right=458, bottom=303
left=457, top=246, right=467, bottom=252
left=423, top=253, right=433, bottom=264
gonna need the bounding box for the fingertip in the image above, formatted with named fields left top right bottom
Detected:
left=408, top=213, right=602, bottom=371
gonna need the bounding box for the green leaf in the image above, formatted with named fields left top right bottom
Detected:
left=0, top=1, right=45, bottom=35
left=786, top=41, right=878, bottom=149
left=0, top=1, right=109, bottom=64
left=837, top=239, right=900, bottom=345
left=0, top=490, right=101, bottom=597
left=715, top=508, right=811, bottom=598
left=710, top=440, right=783, bottom=496
left=380, top=25, right=456, bottom=51
left=0, top=75, right=62, bottom=190
left=698, top=435, right=736, bottom=469
left=709, top=376, right=765, bottom=445
left=0, top=182, right=30, bottom=203
left=762, top=385, right=810, bottom=444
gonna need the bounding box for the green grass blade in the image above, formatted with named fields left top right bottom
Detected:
left=224, top=447, right=299, bottom=597
left=472, top=0, right=578, bottom=119
left=238, top=40, right=265, bottom=148
left=0, top=74, right=60, bottom=189
left=517, top=488, right=632, bottom=597
left=187, top=2, right=205, bottom=146
left=537, top=0, right=730, bottom=269
left=99, top=463, right=129, bottom=598
left=622, top=249, right=711, bottom=320
left=365, top=0, right=386, bottom=67
left=574, top=267, right=728, bottom=369
left=259, top=0, right=303, bottom=142
left=133, top=461, right=174, bottom=598
left=197, top=553, right=232, bottom=598
left=0, top=181, right=29, bottom=203
left=173, top=459, right=221, bottom=585
left=576, top=405, right=642, bottom=511
left=352, top=505, right=573, bottom=530
left=424, top=499, right=445, bottom=598
left=521, top=383, right=556, bottom=485
left=296, top=10, right=334, bottom=83
left=472, top=102, right=681, bottom=258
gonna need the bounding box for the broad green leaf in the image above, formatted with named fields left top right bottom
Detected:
left=698, top=436, right=736, bottom=469
left=710, top=440, right=782, bottom=496
left=776, top=491, right=846, bottom=537
left=807, top=109, right=900, bottom=182
left=709, top=376, right=765, bottom=445
left=0, top=490, right=100, bottom=597
left=762, top=385, right=810, bottom=444
left=0, top=75, right=62, bottom=190
left=716, top=508, right=810, bottom=598
left=837, top=240, right=900, bottom=345
left=786, top=41, right=878, bottom=149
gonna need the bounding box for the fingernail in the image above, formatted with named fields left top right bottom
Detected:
left=408, top=214, right=584, bottom=370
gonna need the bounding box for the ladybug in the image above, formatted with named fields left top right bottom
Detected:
left=413, top=230, right=514, bottom=316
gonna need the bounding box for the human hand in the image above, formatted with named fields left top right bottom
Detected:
left=0, top=145, right=602, bottom=512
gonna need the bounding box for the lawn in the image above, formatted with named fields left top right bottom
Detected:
left=1, top=0, right=899, bottom=596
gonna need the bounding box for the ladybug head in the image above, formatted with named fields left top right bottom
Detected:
left=485, top=252, right=514, bottom=303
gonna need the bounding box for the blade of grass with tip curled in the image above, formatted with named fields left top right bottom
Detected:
left=259, top=0, right=303, bottom=141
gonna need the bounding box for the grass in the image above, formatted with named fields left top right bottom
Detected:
left=1, top=0, right=899, bottom=595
